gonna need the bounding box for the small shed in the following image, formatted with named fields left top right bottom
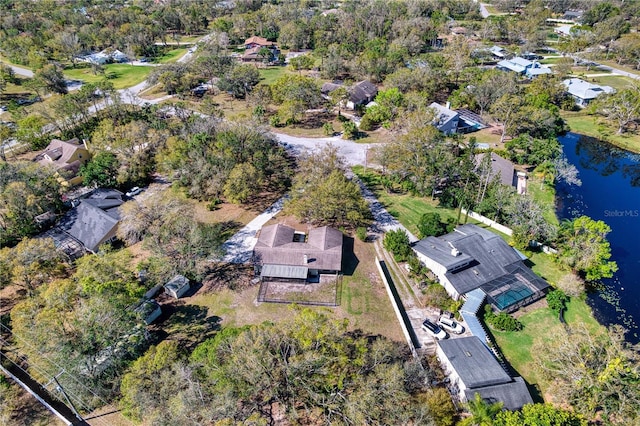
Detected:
left=164, top=275, right=191, bottom=299
left=134, top=300, right=162, bottom=324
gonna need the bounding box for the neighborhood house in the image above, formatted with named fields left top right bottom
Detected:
left=429, top=103, right=487, bottom=135
left=253, top=224, right=343, bottom=283
left=496, top=57, right=551, bottom=78
left=563, top=78, right=615, bottom=107
left=413, top=224, right=549, bottom=312
left=242, top=35, right=279, bottom=63
left=36, top=138, right=92, bottom=187
left=321, top=80, right=378, bottom=110
left=437, top=336, right=534, bottom=410
left=475, top=152, right=527, bottom=194
left=40, top=188, right=124, bottom=259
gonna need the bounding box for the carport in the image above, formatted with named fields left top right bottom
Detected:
left=260, top=264, right=309, bottom=283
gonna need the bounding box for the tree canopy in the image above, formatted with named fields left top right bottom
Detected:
left=120, top=309, right=433, bottom=425
left=285, top=145, right=371, bottom=229
left=556, top=216, right=618, bottom=282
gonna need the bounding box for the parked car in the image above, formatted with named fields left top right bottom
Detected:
left=438, top=316, right=465, bottom=334
left=126, top=186, right=142, bottom=197
left=422, top=319, right=448, bottom=340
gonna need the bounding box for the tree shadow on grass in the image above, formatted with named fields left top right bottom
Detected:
left=342, top=236, right=359, bottom=276
left=157, top=302, right=222, bottom=351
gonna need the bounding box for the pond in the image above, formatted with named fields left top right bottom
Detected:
left=557, top=132, right=640, bottom=343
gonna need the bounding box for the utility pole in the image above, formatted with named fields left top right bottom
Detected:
left=51, top=373, right=84, bottom=424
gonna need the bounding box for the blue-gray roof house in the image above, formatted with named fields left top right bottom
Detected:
left=497, top=57, right=551, bottom=78
left=437, top=336, right=533, bottom=410
left=563, top=78, right=615, bottom=107
left=413, top=224, right=549, bottom=312
left=429, top=102, right=460, bottom=135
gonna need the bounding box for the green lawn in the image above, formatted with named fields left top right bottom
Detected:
left=562, top=112, right=640, bottom=153
left=587, top=74, right=636, bottom=91
left=64, top=63, right=152, bottom=89
left=539, top=56, right=563, bottom=65
left=492, top=296, right=604, bottom=398
left=259, top=66, right=287, bottom=85
left=153, top=48, right=188, bottom=64
left=526, top=175, right=559, bottom=227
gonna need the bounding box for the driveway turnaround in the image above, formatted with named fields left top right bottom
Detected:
left=219, top=197, right=287, bottom=263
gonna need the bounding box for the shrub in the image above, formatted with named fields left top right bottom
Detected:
left=269, top=114, right=281, bottom=127
left=322, top=122, right=334, bottom=136
left=383, top=229, right=412, bottom=261
left=417, top=212, right=447, bottom=238
left=484, top=305, right=523, bottom=331
left=355, top=227, right=367, bottom=241
left=359, top=114, right=374, bottom=131
left=546, top=289, right=569, bottom=314
left=342, top=120, right=358, bottom=140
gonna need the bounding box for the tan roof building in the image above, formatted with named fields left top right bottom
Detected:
left=244, top=36, right=274, bottom=49
left=37, top=138, right=91, bottom=186
left=253, top=224, right=343, bottom=281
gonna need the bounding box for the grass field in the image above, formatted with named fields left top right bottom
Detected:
left=587, top=74, right=636, bottom=91
left=492, top=296, right=603, bottom=399
left=526, top=175, right=559, bottom=226
left=259, top=66, right=287, bottom=85
left=153, top=48, right=187, bottom=64
left=562, top=112, right=640, bottom=153
left=64, top=63, right=152, bottom=89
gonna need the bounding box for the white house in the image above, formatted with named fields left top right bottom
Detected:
left=412, top=224, right=549, bottom=312
left=437, top=336, right=533, bottom=410
left=563, top=78, right=615, bottom=107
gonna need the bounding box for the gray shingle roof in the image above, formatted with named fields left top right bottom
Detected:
left=58, top=202, right=119, bottom=253
left=413, top=236, right=474, bottom=271
left=414, top=224, right=550, bottom=306
left=429, top=102, right=459, bottom=129
left=464, top=376, right=534, bottom=410
left=438, top=336, right=511, bottom=388
left=56, top=189, right=124, bottom=253
left=476, top=152, right=516, bottom=187
left=254, top=224, right=343, bottom=271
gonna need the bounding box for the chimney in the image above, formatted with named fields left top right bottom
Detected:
left=445, top=101, right=451, bottom=109
left=303, top=255, right=308, bottom=264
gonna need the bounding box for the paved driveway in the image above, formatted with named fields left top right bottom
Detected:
left=219, top=197, right=287, bottom=263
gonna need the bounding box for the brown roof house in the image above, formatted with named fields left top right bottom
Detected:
left=37, top=138, right=91, bottom=187
left=242, top=35, right=278, bottom=63
left=253, top=224, right=343, bottom=282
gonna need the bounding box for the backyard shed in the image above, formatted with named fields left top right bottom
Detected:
left=134, top=300, right=162, bottom=324
left=164, top=275, right=191, bottom=299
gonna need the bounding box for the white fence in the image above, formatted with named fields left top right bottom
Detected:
left=461, top=208, right=513, bottom=236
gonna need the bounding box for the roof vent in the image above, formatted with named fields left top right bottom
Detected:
left=448, top=241, right=460, bottom=257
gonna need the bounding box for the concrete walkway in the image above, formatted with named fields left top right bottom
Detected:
left=219, top=196, right=287, bottom=263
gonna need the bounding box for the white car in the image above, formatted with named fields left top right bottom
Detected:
left=438, top=316, right=465, bottom=334
left=126, top=186, right=142, bottom=197
left=422, top=319, right=448, bottom=340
